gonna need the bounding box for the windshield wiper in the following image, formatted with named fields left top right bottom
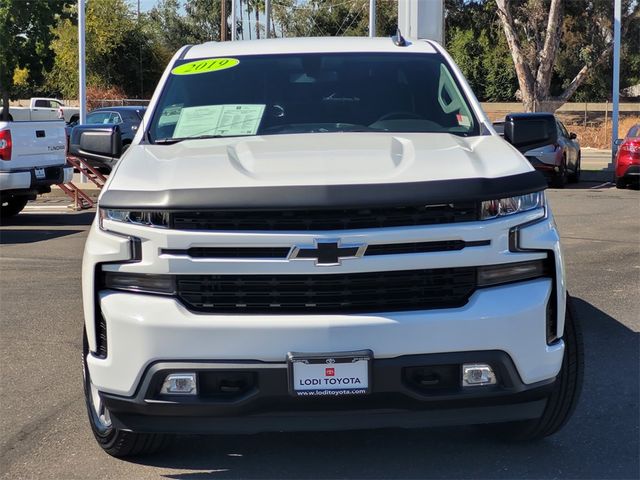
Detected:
left=155, top=134, right=247, bottom=145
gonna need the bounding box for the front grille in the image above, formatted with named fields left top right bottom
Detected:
left=171, top=203, right=478, bottom=231
left=176, top=268, right=477, bottom=314
left=161, top=240, right=490, bottom=259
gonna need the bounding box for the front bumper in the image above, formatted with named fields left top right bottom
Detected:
left=89, top=278, right=564, bottom=397
left=101, top=351, right=555, bottom=434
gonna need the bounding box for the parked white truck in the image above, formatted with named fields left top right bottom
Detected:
left=0, top=120, right=73, bottom=216
left=0, top=98, right=79, bottom=123
left=71, top=36, right=583, bottom=457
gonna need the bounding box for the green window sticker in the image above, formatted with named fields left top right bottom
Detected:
left=171, top=58, right=239, bottom=75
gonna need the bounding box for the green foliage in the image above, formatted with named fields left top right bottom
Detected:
left=446, top=0, right=640, bottom=102
left=556, top=0, right=640, bottom=101
left=12, top=0, right=637, bottom=104
left=273, top=0, right=397, bottom=38
left=446, top=1, right=517, bottom=101
left=0, top=0, right=70, bottom=115
left=46, top=0, right=165, bottom=99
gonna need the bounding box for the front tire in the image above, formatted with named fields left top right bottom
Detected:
left=0, top=196, right=28, bottom=218
left=568, top=156, right=581, bottom=183
left=483, top=295, right=583, bottom=441
left=550, top=160, right=568, bottom=188
left=82, top=331, right=171, bottom=457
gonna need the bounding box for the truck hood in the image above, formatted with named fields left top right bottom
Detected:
left=106, top=132, right=531, bottom=192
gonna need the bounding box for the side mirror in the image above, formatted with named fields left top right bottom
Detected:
left=613, top=138, right=624, bottom=146
left=69, top=124, right=122, bottom=162
left=503, top=113, right=558, bottom=153
left=569, top=132, right=577, bottom=140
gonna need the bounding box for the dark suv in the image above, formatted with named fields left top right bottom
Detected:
left=67, top=106, right=146, bottom=169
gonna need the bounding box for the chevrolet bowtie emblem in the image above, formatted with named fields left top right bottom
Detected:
left=289, top=240, right=367, bottom=266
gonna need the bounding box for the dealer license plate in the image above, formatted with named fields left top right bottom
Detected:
left=288, top=350, right=372, bottom=397
left=34, top=168, right=46, bottom=180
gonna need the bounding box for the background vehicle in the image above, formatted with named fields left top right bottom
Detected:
left=72, top=37, right=582, bottom=457
left=614, top=124, right=640, bottom=189
left=0, top=121, right=72, bottom=217
left=0, top=97, right=79, bottom=124
left=494, top=115, right=580, bottom=187
left=66, top=106, right=146, bottom=170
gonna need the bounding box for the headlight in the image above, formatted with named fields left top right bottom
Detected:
left=99, top=208, right=170, bottom=230
left=480, top=191, right=545, bottom=220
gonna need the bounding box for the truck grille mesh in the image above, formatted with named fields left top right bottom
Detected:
left=171, top=203, right=478, bottom=231
left=176, top=268, right=477, bottom=313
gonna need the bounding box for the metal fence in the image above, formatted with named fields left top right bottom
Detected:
left=93, top=98, right=151, bottom=108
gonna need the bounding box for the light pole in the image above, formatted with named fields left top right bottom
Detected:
left=265, top=0, right=271, bottom=38
left=78, top=0, right=86, bottom=125
left=78, top=0, right=87, bottom=183
left=611, top=0, right=621, bottom=160
left=397, top=0, right=444, bottom=44
left=369, top=0, right=376, bottom=38
left=231, top=0, right=237, bottom=40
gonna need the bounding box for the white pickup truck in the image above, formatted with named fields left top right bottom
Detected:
left=0, top=98, right=79, bottom=124
left=0, top=121, right=73, bottom=217
left=72, top=36, right=583, bottom=458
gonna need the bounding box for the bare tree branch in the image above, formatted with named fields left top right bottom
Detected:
left=556, top=9, right=638, bottom=103
left=557, top=42, right=614, bottom=102
left=535, top=0, right=563, bottom=99
left=495, top=0, right=536, bottom=108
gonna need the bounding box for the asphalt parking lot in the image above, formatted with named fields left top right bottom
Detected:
left=0, top=183, right=638, bottom=480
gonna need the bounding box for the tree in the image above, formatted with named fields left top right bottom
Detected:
left=250, top=0, right=264, bottom=39
left=495, top=0, right=639, bottom=112
left=0, top=0, right=70, bottom=120
left=47, top=0, right=166, bottom=100
left=183, top=0, right=226, bottom=42
left=273, top=0, right=397, bottom=38
left=147, top=0, right=200, bottom=53
left=446, top=1, right=518, bottom=101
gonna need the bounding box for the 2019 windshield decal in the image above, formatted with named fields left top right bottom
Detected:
left=171, top=58, right=239, bottom=75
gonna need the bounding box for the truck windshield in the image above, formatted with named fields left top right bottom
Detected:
left=148, top=52, right=480, bottom=143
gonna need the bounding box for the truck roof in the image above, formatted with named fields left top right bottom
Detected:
left=184, top=36, right=438, bottom=60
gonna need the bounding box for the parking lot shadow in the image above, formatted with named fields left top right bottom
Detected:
left=0, top=211, right=95, bottom=227
left=120, top=297, right=639, bottom=480
left=0, top=212, right=94, bottom=244
left=0, top=229, right=84, bottom=244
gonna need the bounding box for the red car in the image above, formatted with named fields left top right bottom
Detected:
left=615, top=124, right=640, bottom=189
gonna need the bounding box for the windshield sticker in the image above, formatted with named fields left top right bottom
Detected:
left=456, top=114, right=471, bottom=128
left=171, top=58, right=239, bottom=75
left=173, top=104, right=265, bottom=138
left=157, top=104, right=183, bottom=127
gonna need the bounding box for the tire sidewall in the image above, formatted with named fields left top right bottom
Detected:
left=82, top=331, right=119, bottom=447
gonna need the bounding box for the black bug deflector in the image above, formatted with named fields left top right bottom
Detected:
left=98, top=171, right=547, bottom=210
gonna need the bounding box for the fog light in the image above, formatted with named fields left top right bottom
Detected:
left=160, top=373, right=197, bottom=395
left=462, top=364, right=496, bottom=387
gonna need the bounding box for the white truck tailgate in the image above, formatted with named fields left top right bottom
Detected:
left=0, top=121, right=67, bottom=170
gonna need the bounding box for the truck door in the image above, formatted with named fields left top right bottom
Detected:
left=31, top=99, right=58, bottom=121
